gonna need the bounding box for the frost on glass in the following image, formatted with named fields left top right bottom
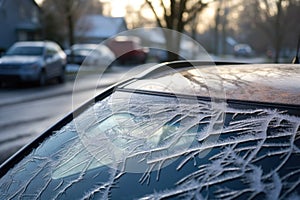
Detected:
left=0, top=92, right=299, bottom=199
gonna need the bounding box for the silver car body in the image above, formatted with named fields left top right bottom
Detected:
left=0, top=41, right=66, bottom=85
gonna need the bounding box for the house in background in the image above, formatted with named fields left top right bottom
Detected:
left=75, top=15, right=127, bottom=44
left=0, top=0, right=42, bottom=52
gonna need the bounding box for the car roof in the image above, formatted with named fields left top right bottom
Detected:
left=71, top=44, right=98, bottom=49
left=120, top=62, right=300, bottom=106
left=12, top=41, right=50, bottom=47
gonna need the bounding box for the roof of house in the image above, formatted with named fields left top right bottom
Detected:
left=76, top=15, right=127, bottom=39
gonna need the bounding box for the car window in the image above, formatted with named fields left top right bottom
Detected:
left=6, top=46, right=44, bottom=56
left=72, top=49, right=91, bottom=55
left=0, top=90, right=299, bottom=199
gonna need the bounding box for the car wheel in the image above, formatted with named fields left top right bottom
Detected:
left=38, top=71, right=47, bottom=86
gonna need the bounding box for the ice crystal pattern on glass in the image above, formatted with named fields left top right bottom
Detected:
left=0, top=93, right=299, bottom=199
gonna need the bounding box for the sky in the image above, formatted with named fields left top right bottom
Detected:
left=34, top=0, right=139, bottom=17
left=100, top=0, right=145, bottom=17
left=35, top=0, right=43, bottom=5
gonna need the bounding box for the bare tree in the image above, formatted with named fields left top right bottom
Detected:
left=245, top=0, right=299, bottom=62
left=126, top=4, right=155, bottom=28
left=213, top=2, right=222, bottom=55
left=145, top=0, right=215, bottom=61
left=41, top=0, right=103, bottom=48
left=213, top=0, right=229, bottom=55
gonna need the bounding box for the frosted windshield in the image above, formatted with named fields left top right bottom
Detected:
left=0, top=91, right=299, bottom=199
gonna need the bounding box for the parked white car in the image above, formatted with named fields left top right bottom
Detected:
left=0, top=41, right=66, bottom=86
left=66, top=44, right=115, bottom=67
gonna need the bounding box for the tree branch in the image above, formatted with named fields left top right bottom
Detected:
left=145, top=0, right=164, bottom=28
left=184, top=0, right=208, bottom=25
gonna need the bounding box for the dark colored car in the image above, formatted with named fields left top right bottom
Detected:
left=234, top=44, right=253, bottom=57
left=66, top=44, right=115, bottom=66
left=0, top=61, right=299, bottom=199
left=0, top=41, right=66, bottom=86
left=106, top=36, right=149, bottom=64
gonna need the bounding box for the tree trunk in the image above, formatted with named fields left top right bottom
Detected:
left=214, top=5, right=221, bottom=55
left=163, top=29, right=182, bottom=61
left=67, top=14, right=74, bottom=48
left=274, top=0, right=283, bottom=63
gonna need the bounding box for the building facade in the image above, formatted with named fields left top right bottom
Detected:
left=0, top=0, right=42, bottom=52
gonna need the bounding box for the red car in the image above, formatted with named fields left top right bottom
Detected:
left=107, top=36, right=148, bottom=64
